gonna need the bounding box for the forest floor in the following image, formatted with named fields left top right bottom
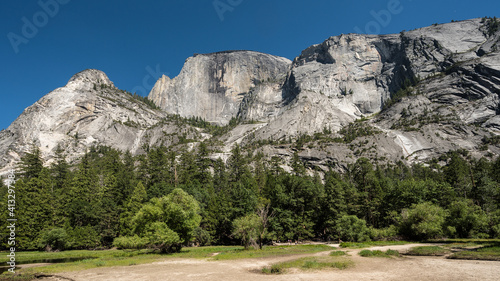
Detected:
left=35, top=243, right=500, bottom=281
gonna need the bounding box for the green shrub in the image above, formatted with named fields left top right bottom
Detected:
left=406, top=246, right=450, bottom=256
left=232, top=214, right=260, bottom=250
left=335, top=215, right=371, bottom=242
left=130, top=188, right=201, bottom=252
left=262, top=257, right=353, bottom=274
left=446, top=199, right=488, bottom=238
left=113, top=235, right=148, bottom=249
left=262, top=263, right=285, bottom=274
left=38, top=228, right=68, bottom=251
left=143, top=222, right=182, bottom=253
left=359, top=249, right=399, bottom=257
left=193, top=227, right=212, bottom=246
left=369, top=225, right=399, bottom=240
left=66, top=226, right=101, bottom=249
left=330, top=251, right=347, bottom=256
left=399, top=202, right=447, bottom=240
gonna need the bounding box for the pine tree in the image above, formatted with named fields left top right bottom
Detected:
left=50, top=145, right=70, bottom=226
left=195, top=142, right=212, bottom=184
left=66, top=153, right=100, bottom=228
left=120, top=182, right=148, bottom=236
left=19, top=144, right=43, bottom=179
left=15, top=168, right=53, bottom=249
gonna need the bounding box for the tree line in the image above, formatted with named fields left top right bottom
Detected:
left=1, top=144, right=499, bottom=252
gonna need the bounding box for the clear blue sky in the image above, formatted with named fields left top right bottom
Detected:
left=1, top=0, right=498, bottom=130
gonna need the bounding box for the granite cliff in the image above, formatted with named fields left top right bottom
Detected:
left=148, top=51, right=291, bottom=125
left=0, top=69, right=203, bottom=173
left=1, top=18, right=500, bottom=174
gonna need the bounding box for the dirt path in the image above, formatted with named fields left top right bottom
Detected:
left=39, top=244, right=500, bottom=281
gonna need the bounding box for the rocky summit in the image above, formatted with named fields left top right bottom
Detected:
left=149, top=51, right=292, bottom=125
left=1, top=18, right=500, bottom=174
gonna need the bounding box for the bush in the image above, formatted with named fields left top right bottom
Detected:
left=399, top=202, right=447, bottom=240
left=143, top=222, right=182, bottom=253
left=232, top=214, right=260, bottom=250
left=112, top=189, right=202, bottom=253
left=406, top=246, right=449, bottom=256
left=330, top=251, right=347, bottom=256
left=446, top=199, right=488, bottom=238
left=489, top=210, right=500, bottom=238
left=66, top=226, right=101, bottom=249
left=335, top=215, right=370, bottom=242
left=113, top=235, right=148, bottom=249
left=193, top=227, right=212, bottom=246
left=130, top=188, right=201, bottom=252
left=359, top=249, right=399, bottom=257
left=369, top=225, right=399, bottom=241
left=114, top=223, right=181, bottom=253
left=38, top=228, right=68, bottom=251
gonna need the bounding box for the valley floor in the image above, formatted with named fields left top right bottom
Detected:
left=39, top=244, right=500, bottom=281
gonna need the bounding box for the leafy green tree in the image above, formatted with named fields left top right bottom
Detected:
left=38, top=228, right=68, bottom=251
left=446, top=199, right=488, bottom=238
left=128, top=188, right=201, bottom=252
left=399, top=202, right=447, bottom=240
left=161, top=188, right=202, bottom=243
left=335, top=215, right=370, bottom=242
left=142, top=222, right=181, bottom=253
left=233, top=214, right=260, bottom=250
left=489, top=210, right=500, bottom=238
left=475, top=174, right=500, bottom=213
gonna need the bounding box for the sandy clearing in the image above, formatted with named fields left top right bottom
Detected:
left=38, top=244, right=500, bottom=281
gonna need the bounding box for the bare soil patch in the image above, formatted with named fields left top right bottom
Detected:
left=38, top=244, right=500, bottom=281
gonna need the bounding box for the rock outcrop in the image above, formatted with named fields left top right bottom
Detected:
left=0, top=69, right=203, bottom=174
left=148, top=51, right=291, bottom=125
left=2, top=18, right=500, bottom=174
left=218, top=18, right=500, bottom=169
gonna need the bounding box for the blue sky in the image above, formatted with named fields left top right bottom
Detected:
left=1, top=0, right=498, bottom=130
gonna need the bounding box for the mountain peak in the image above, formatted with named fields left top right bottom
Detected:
left=67, top=69, right=114, bottom=89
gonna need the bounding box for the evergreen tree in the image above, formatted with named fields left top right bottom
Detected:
left=15, top=168, right=53, bottom=249
left=227, top=144, right=247, bottom=181
left=65, top=153, right=100, bottom=229
left=319, top=170, right=348, bottom=240
left=120, top=182, right=148, bottom=236
left=19, top=144, right=43, bottom=179
left=445, top=152, right=474, bottom=199
left=195, top=141, right=212, bottom=184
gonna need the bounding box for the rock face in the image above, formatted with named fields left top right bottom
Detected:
left=2, top=18, right=500, bottom=174
left=148, top=51, right=291, bottom=125
left=217, top=18, right=500, bottom=169
left=0, top=69, right=203, bottom=174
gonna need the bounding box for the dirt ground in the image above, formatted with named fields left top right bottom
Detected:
left=39, top=244, right=500, bottom=281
